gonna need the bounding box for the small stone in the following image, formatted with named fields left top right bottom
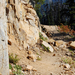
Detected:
left=50, top=72, right=56, bottom=75
left=19, top=47, right=23, bottom=50
left=27, top=54, right=37, bottom=61
left=8, top=39, right=12, bottom=45
left=9, top=69, right=12, bottom=73
left=27, top=45, right=30, bottom=50
left=47, top=38, right=55, bottom=45
left=0, top=73, right=2, bottom=75
left=33, top=47, right=40, bottom=54
left=65, top=52, right=71, bottom=56
left=63, top=64, right=70, bottom=69
left=28, top=50, right=33, bottom=55
left=55, top=40, right=66, bottom=47
left=32, top=68, right=37, bottom=71
left=70, top=41, right=75, bottom=49
left=53, top=54, right=56, bottom=56
left=50, top=73, right=53, bottom=75
left=23, top=65, right=33, bottom=71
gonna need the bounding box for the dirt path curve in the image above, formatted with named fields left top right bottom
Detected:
left=42, top=25, right=74, bottom=42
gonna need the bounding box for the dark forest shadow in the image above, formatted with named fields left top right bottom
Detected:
left=51, top=32, right=75, bottom=42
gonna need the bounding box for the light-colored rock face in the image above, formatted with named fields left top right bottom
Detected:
left=6, top=0, right=40, bottom=49
left=0, top=0, right=9, bottom=75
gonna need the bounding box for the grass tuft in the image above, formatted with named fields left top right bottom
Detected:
left=9, top=53, right=20, bottom=64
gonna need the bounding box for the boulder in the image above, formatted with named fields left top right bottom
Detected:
left=42, top=41, right=54, bottom=52
left=55, top=40, right=66, bottom=47
left=70, top=41, right=75, bottom=49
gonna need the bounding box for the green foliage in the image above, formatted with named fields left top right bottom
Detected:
left=14, top=65, right=22, bottom=70
left=37, top=57, right=41, bottom=60
left=69, top=49, right=72, bottom=52
left=13, top=65, right=24, bottom=75
left=58, top=5, right=61, bottom=25
left=41, top=44, right=50, bottom=52
left=9, top=53, right=20, bottom=64
left=47, top=4, right=55, bottom=25
left=34, top=0, right=45, bottom=10
left=36, top=53, right=39, bottom=55
left=34, top=0, right=45, bottom=23
left=61, top=57, right=75, bottom=68
left=64, top=0, right=75, bottom=27
left=39, top=32, right=47, bottom=41
left=9, top=64, right=12, bottom=70
left=34, top=0, right=45, bottom=4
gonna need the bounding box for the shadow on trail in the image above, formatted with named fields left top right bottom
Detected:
left=51, top=32, right=75, bottom=42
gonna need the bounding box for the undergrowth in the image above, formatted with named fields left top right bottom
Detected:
left=13, top=65, right=24, bottom=75
left=39, top=32, right=47, bottom=41
left=9, top=53, right=20, bottom=64
left=58, top=23, right=75, bottom=38
left=41, top=44, right=50, bottom=52
left=61, top=57, right=75, bottom=68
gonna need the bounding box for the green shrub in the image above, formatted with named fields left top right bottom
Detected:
left=9, top=53, right=20, bottom=64
left=39, top=32, right=47, bottom=41
left=41, top=44, right=50, bottom=52
left=36, top=53, right=39, bottom=55
left=37, top=57, right=41, bottom=60
left=61, top=57, right=75, bottom=68
left=9, top=64, right=12, bottom=70
left=13, top=65, right=24, bottom=75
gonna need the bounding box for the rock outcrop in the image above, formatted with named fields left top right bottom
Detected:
left=6, top=0, right=40, bottom=49
left=0, top=0, right=9, bottom=75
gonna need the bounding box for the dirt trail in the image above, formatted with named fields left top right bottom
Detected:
left=42, top=25, right=73, bottom=42
left=30, top=52, right=64, bottom=75
left=9, top=25, right=75, bottom=75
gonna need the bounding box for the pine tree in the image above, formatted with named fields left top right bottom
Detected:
left=49, top=4, right=54, bottom=25
left=33, top=0, right=45, bottom=24
left=65, top=0, right=75, bottom=29
left=34, top=0, right=45, bottom=10
left=57, top=2, right=61, bottom=25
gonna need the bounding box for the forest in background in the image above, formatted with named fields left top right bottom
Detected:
left=33, top=0, right=75, bottom=30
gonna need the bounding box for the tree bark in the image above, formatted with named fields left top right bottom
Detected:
left=0, top=0, right=9, bottom=75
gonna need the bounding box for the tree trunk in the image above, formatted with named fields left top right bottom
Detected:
left=0, top=0, right=9, bottom=75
